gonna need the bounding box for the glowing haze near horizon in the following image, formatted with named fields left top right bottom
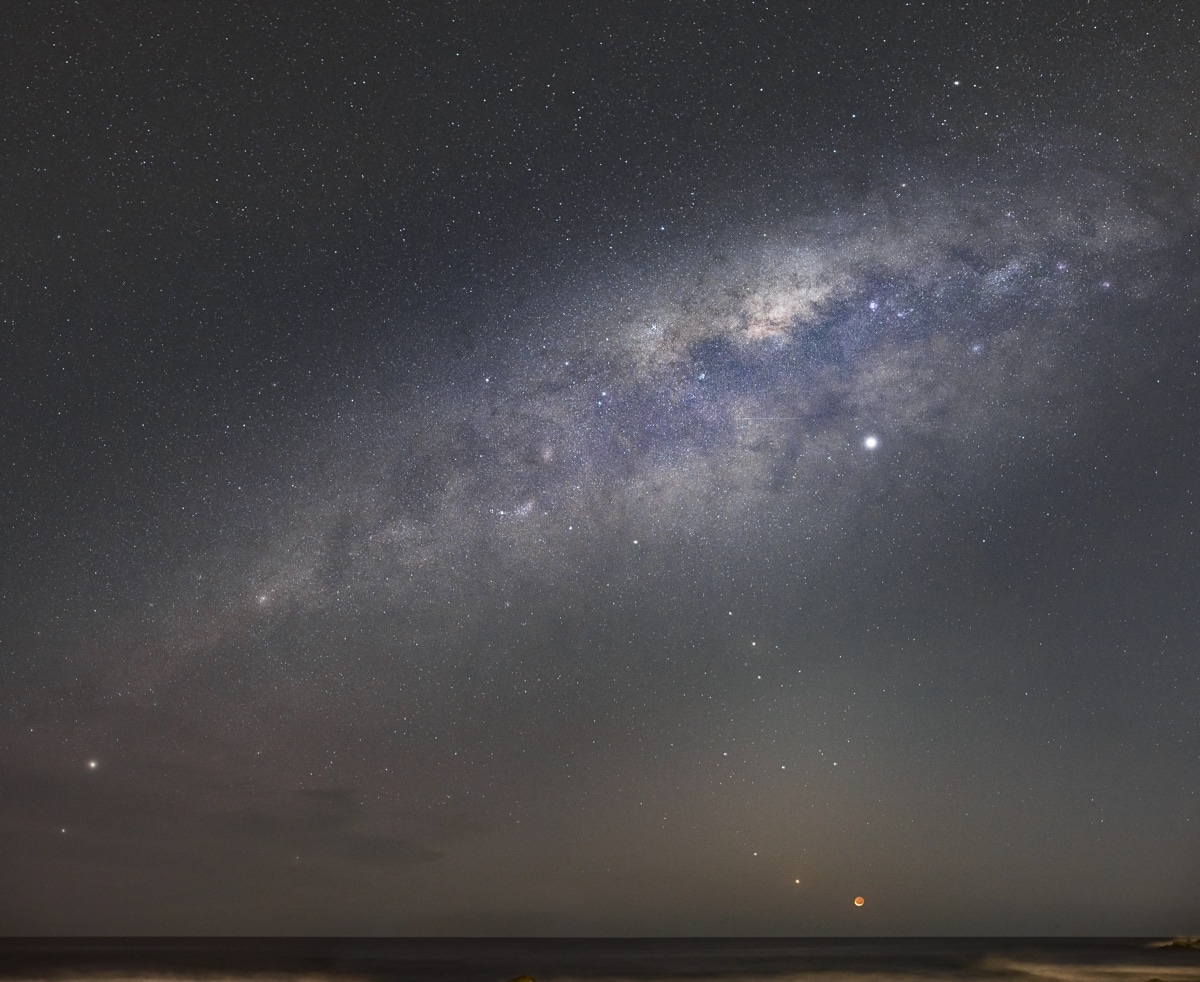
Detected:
left=2, top=1, right=1198, bottom=935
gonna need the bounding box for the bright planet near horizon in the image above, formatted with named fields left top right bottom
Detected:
left=855, top=897, right=866, bottom=907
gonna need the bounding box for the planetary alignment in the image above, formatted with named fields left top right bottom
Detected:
left=4, top=0, right=1198, bottom=935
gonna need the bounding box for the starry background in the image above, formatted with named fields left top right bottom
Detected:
left=2, top=0, right=1198, bottom=936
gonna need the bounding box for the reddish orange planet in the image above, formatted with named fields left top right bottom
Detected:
left=854, top=896, right=865, bottom=906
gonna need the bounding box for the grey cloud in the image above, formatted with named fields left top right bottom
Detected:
left=213, top=786, right=445, bottom=867
left=0, top=764, right=452, bottom=873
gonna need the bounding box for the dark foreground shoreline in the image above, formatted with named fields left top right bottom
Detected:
left=0, top=937, right=1197, bottom=982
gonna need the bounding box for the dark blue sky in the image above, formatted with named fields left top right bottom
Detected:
left=1, top=1, right=1198, bottom=935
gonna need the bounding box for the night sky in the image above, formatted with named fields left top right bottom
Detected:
left=2, top=1, right=1199, bottom=936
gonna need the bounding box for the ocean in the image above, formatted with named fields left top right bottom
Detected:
left=0, top=938, right=1197, bottom=982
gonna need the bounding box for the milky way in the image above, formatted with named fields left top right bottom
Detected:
left=216, top=155, right=1188, bottom=631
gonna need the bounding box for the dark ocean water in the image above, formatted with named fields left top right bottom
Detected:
left=0, top=938, right=1197, bottom=982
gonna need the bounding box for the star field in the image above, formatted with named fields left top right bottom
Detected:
left=1, top=1, right=1198, bottom=936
